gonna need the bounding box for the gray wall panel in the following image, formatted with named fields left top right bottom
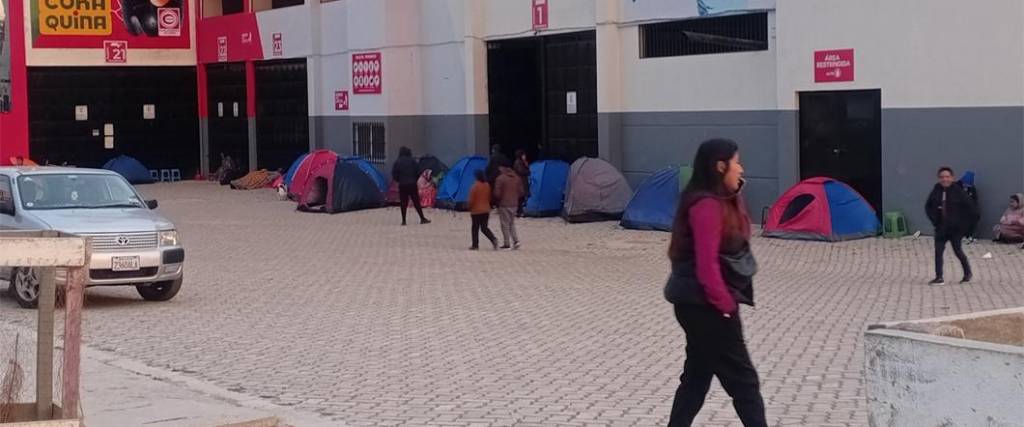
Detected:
left=882, top=107, right=1024, bottom=236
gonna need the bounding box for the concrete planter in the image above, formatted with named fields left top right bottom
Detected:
left=864, top=307, right=1024, bottom=427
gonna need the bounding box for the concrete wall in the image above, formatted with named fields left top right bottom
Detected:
left=864, top=308, right=1024, bottom=427
left=775, top=0, right=1024, bottom=235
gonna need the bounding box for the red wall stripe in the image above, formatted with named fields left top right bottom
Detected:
left=245, top=61, right=256, bottom=118
left=0, top=0, right=30, bottom=164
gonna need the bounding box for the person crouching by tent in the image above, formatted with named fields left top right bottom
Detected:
left=392, top=146, right=431, bottom=226
left=662, top=138, right=767, bottom=427
left=925, top=167, right=976, bottom=285
left=993, top=193, right=1024, bottom=244
left=513, top=149, right=531, bottom=216
left=468, top=169, right=499, bottom=251
left=494, top=164, right=525, bottom=250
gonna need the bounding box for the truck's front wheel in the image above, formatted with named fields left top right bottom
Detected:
left=136, top=276, right=182, bottom=302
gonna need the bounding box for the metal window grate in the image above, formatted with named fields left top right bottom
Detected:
left=640, top=12, right=768, bottom=59
left=352, top=122, right=386, bottom=165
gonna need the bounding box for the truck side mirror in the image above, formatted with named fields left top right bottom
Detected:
left=146, top=199, right=158, bottom=210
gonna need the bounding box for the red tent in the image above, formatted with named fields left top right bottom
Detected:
left=763, top=177, right=880, bottom=241
left=288, top=149, right=338, bottom=201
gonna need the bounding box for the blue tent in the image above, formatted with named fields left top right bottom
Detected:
left=342, top=156, right=388, bottom=194
left=102, top=155, right=154, bottom=184
left=436, top=155, right=487, bottom=210
left=283, top=153, right=308, bottom=187
left=524, top=160, right=570, bottom=217
left=620, top=166, right=691, bottom=232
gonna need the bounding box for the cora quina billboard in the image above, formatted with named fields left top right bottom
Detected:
left=31, top=0, right=190, bottom=49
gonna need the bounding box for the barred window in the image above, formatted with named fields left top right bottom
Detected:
left=640, top=12, right=768, bottom=58
left=352, top=122, right=386, bottom=165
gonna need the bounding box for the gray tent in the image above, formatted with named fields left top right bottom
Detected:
left=562, top=157, right=633, bottom=223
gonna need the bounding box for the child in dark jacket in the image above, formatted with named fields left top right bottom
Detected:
left=467, top=170, right=499, bottom=250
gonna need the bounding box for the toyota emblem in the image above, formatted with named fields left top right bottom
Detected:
left=116, top=236, right=130, bottom=246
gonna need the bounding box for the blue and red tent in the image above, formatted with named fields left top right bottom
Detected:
left=763, top=177, right=879, bottom=241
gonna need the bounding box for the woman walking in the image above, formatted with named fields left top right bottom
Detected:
left=925, top=167, right=975, bottom=285
left=468, top=169, right=499, bottom=250
left=663, top=138, right=767, bottom=427
left=392, top=147, right=431, bottom=226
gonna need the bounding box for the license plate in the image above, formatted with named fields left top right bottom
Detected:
left=111, top=256, right=141, bottom=272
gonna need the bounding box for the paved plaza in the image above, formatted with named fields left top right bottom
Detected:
left=2, top=182, right=1023, bottom=426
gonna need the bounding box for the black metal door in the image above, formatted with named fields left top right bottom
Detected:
left=486, top=37, right=543, bottom=161
left=543, top=31, right=598, bottom=162
left=255, top=59, right=308, bottom=171
left=28, top=66, right=199, bottom=175
left=486, top=31, right=598, bottom=163
left=206, top=63, right=248, bottom=172
left=799, top=90, right=882, bottom=211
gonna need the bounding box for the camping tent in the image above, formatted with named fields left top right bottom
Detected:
left=524, top=160, right=570, bottom=217
left=299, top=159, right=384, bottom=213
left=435, top=155, right=487, bottom=210
left=620, top=166, right=691, bottom=232
left=763, top=177, right=880, bottom=241
left=342, top=156, right=389, bottom=193
left=288, top=149, right=338, bottom=201
left=102, top=155, right=154, bottom=184
left=562, top=157, right=633, bottom=223
left=283, top=153, right=309, bottom=188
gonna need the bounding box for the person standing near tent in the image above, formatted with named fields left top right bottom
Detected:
left=392, top=147, right=431, bottom=226
left=663, top=138, right=767, bottom=427
left=468, top=169, right=499, bottom=250
left=513, top=150, right=531, bottom=216
left=494, top=164, right=525, bottom=249
left=925, top=166, right=976, bottom=285
left=958, top=171, right=980, bottom=244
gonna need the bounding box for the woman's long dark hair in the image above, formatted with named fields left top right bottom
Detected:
left=668, top=138, right=746, bottom=261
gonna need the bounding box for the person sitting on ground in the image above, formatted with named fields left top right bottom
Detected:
left=993, top=193, right=1024, bottom=244
left=467, top=169, right=499, bottom=251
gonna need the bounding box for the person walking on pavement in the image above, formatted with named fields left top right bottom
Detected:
left=513, top=150, right=531, bottom=216
left=663, top=138, right=767, bottom=427
left=467, top=169, right=499, bottom=250
left=494, top=164, right=525, bottom=249
left=926, top=166, right=976, bottom=285
left=392, top=146, right=431, bottom=226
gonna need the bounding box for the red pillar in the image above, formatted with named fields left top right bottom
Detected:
left=0, top=0, right=31, bottom=164
left=245, top=61, right=256, bottom=118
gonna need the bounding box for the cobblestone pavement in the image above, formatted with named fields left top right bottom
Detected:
left=2, top=182, right=1023, bottom=426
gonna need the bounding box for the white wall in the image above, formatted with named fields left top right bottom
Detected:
left=255, top=6, right=314, bottom=59
left=776, top=0, right=1024, bottom=109
left=483, top=0, right=595, bottom=39
left=618, top=14, right=777, bottom=112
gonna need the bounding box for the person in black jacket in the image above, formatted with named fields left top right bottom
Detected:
left=485, top=144, right=510, bottom=189
left=925, top=167, right=976, bottom=285
left=391, top=147, right=430, bottom=226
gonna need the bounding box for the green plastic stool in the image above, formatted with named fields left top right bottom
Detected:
left=883, top=211, right=909, bottom=238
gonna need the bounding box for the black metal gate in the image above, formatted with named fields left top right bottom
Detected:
left=206, top=62, right=248, bottom=172
left=486, top=30, right=597, bottom=162
left=255, top=59, right=309, bottom=171
left=28, top=66, right=199, bottom=174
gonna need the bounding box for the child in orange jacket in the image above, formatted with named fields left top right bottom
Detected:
left=468, top=169, right=499, bottom=250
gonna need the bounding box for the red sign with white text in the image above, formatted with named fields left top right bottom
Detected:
left=104, top=40, right=127, bottom=63
left=814, top=49, right=854, bottom=83
left=352, top=52, right=382, bottom=95
left=334, top=91, right=349, bottom=111
left=532, top=0, right=548, bottom=30
left=272, top=33, right=283, bottom=56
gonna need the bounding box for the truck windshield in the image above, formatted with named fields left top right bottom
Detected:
left=17, top=174, right=145, bottom=210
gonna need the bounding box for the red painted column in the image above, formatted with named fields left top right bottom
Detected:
left=0, top=0, right=31, bottom=164
left=245, top=60, right=256, bottom=118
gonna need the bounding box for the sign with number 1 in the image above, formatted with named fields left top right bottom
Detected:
left=532, top=0, right=548, bottom=30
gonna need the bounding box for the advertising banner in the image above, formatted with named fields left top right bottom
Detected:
left=352, top=52, right=381, bottom=95
left=31, top=0, right=190, bottom=49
